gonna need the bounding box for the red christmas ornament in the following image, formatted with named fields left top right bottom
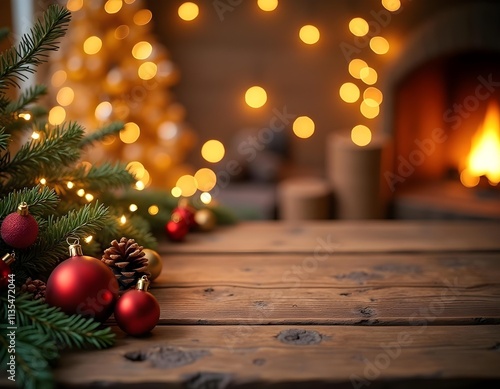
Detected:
left=45, top=238, right=119, bottom=322
left=1, top=202, right=39, bottom=249
left=172, top=198, right=196, bottom=229
left=165, top=214, right=189, bottom=241
left=0, top=253, right=15, bottom=290
left=114, top=275, right=160, bottom=336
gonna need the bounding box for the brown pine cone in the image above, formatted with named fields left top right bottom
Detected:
left=20, top=278, right=46, bottom=303
left=101, top=237, right=150, bottom=291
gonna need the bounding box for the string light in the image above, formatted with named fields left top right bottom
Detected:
left=200, top=192, right=212, bottom=204
left=201, top=140, right=225, bottom=163
left=245, top=86, right=267, bottom=108
left=19, top=113, right=31, bottom=120
left=31, top=131, right=40, bottom=140
left=84, top=235, right=93, bottom=243
left=76, top=189, right=85, bottom=197
left=148, top=205, right=159, bottom=215
left=292, top=116, right=315, bottom=139
left=67, top=181, right=75, bottom=189
left=120, top=215, right=127, bottom=224
left=129, top=204, right=138, bottom=212
left=299, top=25, right=320, bottom=45
left=135, top=181, right=145, bottom=190
left=178, top=2, right=199, bottom=21
left=85, top=193, right=94, bottom=202
left=40, top=178, right=47, bottom=185
left=257, top=0, right=278, bottom=12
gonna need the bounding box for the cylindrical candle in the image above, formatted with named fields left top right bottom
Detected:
left=278, top=177, right=331, bottom=220
left=327, top=134, right=384, bottom=219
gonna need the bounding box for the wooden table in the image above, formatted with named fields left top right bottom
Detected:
left=54, top=221, right=500, bottom=388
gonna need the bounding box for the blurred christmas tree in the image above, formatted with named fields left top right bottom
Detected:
left=48, top=0, right=197, bottom=191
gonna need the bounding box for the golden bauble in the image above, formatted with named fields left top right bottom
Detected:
left=194, top=209, right=216, bottom=232
left=143, top=248, right=163, bottom=281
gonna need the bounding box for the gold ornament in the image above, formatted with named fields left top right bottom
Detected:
left=194, top=208, right=216, bottom=232
left=143, top=249, right=163, bottom=281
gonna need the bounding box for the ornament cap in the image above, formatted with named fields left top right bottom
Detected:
left=17, top=202, right=29, bottom=216
left=2, top=252, right=15, bottom=266
left=67, top=237, right=83, bottom=257
left=136, top=275, right=150, bottom=292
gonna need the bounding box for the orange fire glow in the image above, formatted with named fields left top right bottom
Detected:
left=460, top=101, right=500, bottom=187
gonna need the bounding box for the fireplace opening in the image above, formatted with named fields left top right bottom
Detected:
left=389, top=50, right=500, bottom=220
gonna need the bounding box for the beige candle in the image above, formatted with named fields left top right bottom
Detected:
left=326, top=134, right=384, bottom=219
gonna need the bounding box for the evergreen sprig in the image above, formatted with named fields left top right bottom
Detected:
left=0, top=185, right=59, bottom=219
left=80, top=121, right=124, bottom=148
left=0, top=127, right=9, bottom=150
left=0, top=5, right=71, bottom=91
left=3, top=84, right=47, bottom=116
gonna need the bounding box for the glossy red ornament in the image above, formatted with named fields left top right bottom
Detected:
left=0, top=253, right=15, bottom=290
left=46, top=239, right=119, bottom=322
left=1, top=203, right=39, bottom=249
left=172, top=199, right=196, bottom=229
left=165, top=215, right=188, bottom=241
left=114, top=276, right=160, bottom=336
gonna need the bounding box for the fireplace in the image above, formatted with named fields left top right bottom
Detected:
left=382, top=2, right=500, bottom=220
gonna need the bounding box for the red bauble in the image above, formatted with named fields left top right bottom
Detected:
left=172, top=207, right=196, bottom=229
left=165, top=217, right=188, bottom=241
left=46, top=241, right=119, bottom=322
left=1, top=203, right=39, bottom=249
left=0, top=253, right=15, bottom=290
left=114, top=276, right=160, bottom=336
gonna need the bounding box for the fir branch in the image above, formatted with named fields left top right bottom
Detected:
left=0, top=185, right=59, bottom=219
left=1, top=121, right=84, bottom=188
left=0, top=5, right=71, bottom=92
left=0, top=126, right=9, bottom=150
left=83, top=162, right=136, bottom=191
left=79, top=121, right=124, bottom=148
left=3, top=84, right=47, bottom=115
left=14, top=293, right=116, bottom=349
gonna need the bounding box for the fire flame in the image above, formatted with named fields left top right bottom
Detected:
left=460, top=101, right=500, bottom=187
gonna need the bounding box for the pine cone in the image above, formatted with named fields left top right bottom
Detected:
left=102, top=237, right=150, bottom=291
left=20, top=278, right=46, bottom=303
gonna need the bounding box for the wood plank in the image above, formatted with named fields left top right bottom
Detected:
left=159, top=221, right=500, bottom=254
left=52, top=325, right=500, bottom=388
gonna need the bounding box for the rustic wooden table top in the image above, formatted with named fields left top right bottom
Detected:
left=54, top=221, right=500, bottom=388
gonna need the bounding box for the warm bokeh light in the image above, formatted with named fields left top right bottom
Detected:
left=135, top=180, right=145, bottom=190
left=133, top=9, right=152, bottom=25
left=66, top=0, right=83, bottom=12
left=83, top=36, right=102, bottom=55
left=132, top=41, right=153, bottom=60
left=126, top=161, right=146, bottom=179
left=51, top=70, right=67, bottom=87
left=171, top=186, right=182, bottom=197
left=299, top=25, right=320, bottom=45
left=19, top=113, right=31, bottom=120
left=460, top=170, right=480, bottom=188
left=363, top=87, right=383, bottom=107
left=351, top=125, right=372, bottom=147
left=40, top=178, right=47, bottom=185
left=48, top=106, right=66, bottom=125
left=360, top=100, right=380, bottom=119
left=138, top=62, right=157, bottom=80
left=114, top=25, right=129, bottom=40
left=348, top=59, right=368, bottom=79
left=382, top=0, right=401, bottom=12
left=84, top=235, right=93, bottom=243
left=120, top=122, right=140, bottom=144
left=31, top=131, right=40, bottom=140
left=85, top=193, right=94, bottom=202
left=95, top=101, right=113, bottom=121
left=245, top=86, right=267, bottom=108
left=200, top=192, right=212, bottom=204
left=194, top=168, right=217, bottom=191
left=56, top=86, right=75, bottom=106
left=178, top=2, right=199, bottom=21
left=360, top=67, right=378, bottom=85
left=67, top=181, right=75, bottom=189
left=293, top=116, right=315, bottom=139
left=176, top=175, right=198, bottom=197
left=370, top=36, right=390, bottom=55
left=148, top=205, right=159, bottom=215
left=349, top=17, right=369, bottom=37
left=129, top=204, right=138, bottom=212
left=120, top=214, right=127, bottom=224
left=339, top=82, right=360, bottom=103
left=201, top=139, right=225, bottom=163
left=104, top=0, right=123, bottom=14
left=76, top=189, right=85, bottom=197
left=257, top=0, right=278, bottom=12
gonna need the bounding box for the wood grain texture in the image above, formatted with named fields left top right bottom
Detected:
left=159, top=221, right=500, bottom=254
left=53, top=325, right=500, bottom=388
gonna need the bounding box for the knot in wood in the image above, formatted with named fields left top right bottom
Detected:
left=277, top=329, right=323, bottom=345
left=124, top=346, right=210, bottom=369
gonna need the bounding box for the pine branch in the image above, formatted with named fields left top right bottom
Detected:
left=3, top=84, right=47, bottom=115
left=14, top=293, right=116, bottom=349
left=0, top=185, right=59, bottom=219
left=80, top=121, right=124, bottom=148
left=1, top=122, right=84, bottom=189
left=0, top=126, right=9, bottom=150
left=0, top=5, right=71, bottom=92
